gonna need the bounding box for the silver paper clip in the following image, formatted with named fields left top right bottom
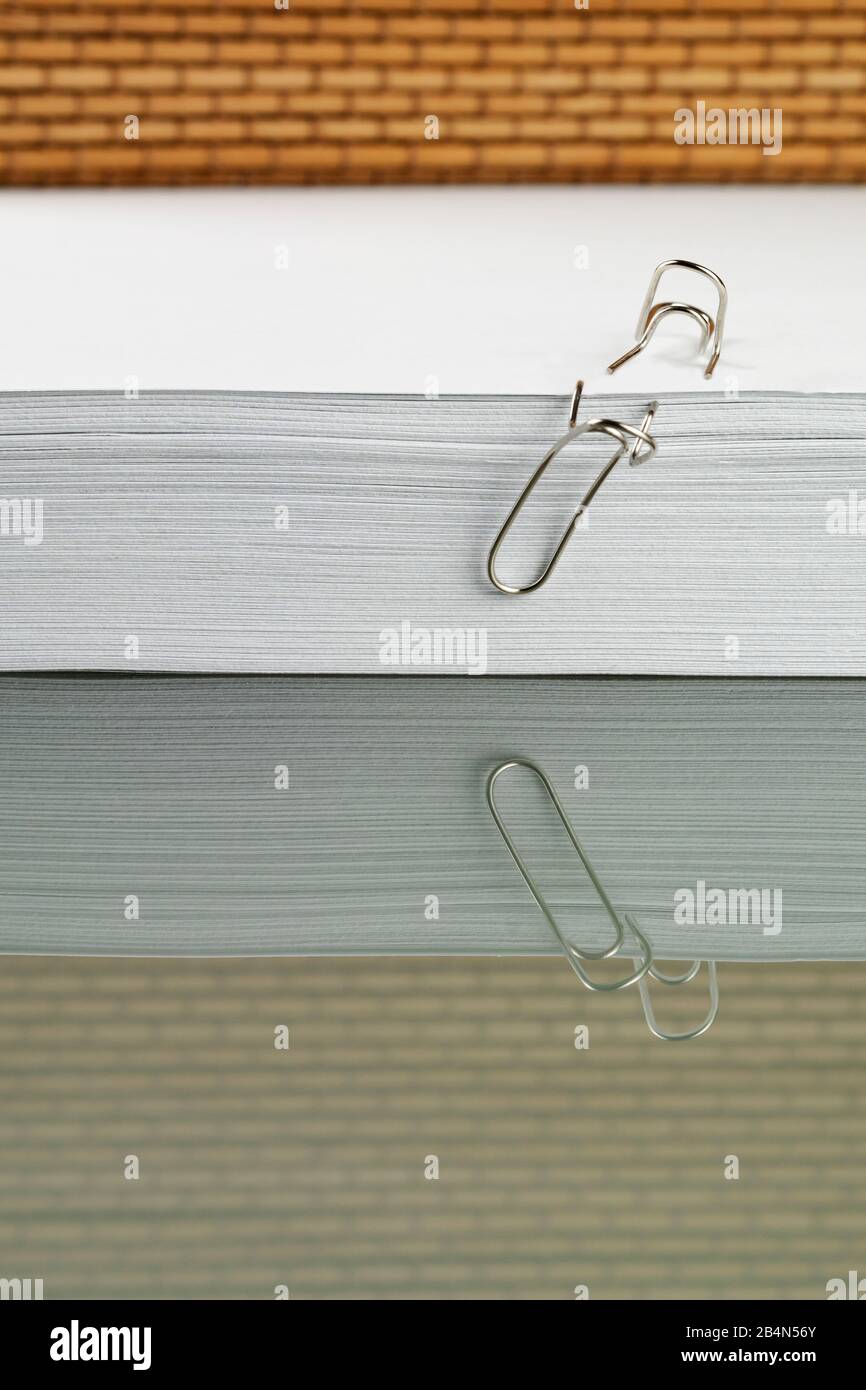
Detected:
left=486, top=758, right=652, bottom=992
left=637, top=959, right=719, bottom=1042
left=486, top=382, right=658, bottom=596
left=486, top=757, right=719, bottom=1040
left=607, top=258, right=728, bottom=380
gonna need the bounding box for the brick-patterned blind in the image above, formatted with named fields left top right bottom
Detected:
left=2, top=0, right=865, bottom=184
left=3, top=958, right=865, bottom=1298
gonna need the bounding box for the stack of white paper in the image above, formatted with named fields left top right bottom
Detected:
left=0, top=676, right=862, bottom=962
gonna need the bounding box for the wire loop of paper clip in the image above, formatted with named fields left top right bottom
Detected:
left=638, top=959, right=720, bottom=1043
left=486, top=757, right=719, bottom=1040
left=486, top=383, right=658, bottom=597
left=608, top=258, right=728, bottom=380
left=486, top=758, right=653, bottom=992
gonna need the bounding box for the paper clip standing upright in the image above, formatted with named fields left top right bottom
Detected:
left=607, top=259, right=728, bottom=379
left=486, top=758, right=652, bottom=992
left=486, top=757, right=720, bottom=1039
left=486, top=382, right=658, bottom=596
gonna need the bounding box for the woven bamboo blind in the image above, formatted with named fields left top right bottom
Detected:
left=1, top=0, right=864, bottom=184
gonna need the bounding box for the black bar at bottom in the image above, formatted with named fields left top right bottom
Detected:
left=3, top=1298, right=863, bottom=1376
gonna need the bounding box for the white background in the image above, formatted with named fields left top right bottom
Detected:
left=2, top=184, right=862, bottom=396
